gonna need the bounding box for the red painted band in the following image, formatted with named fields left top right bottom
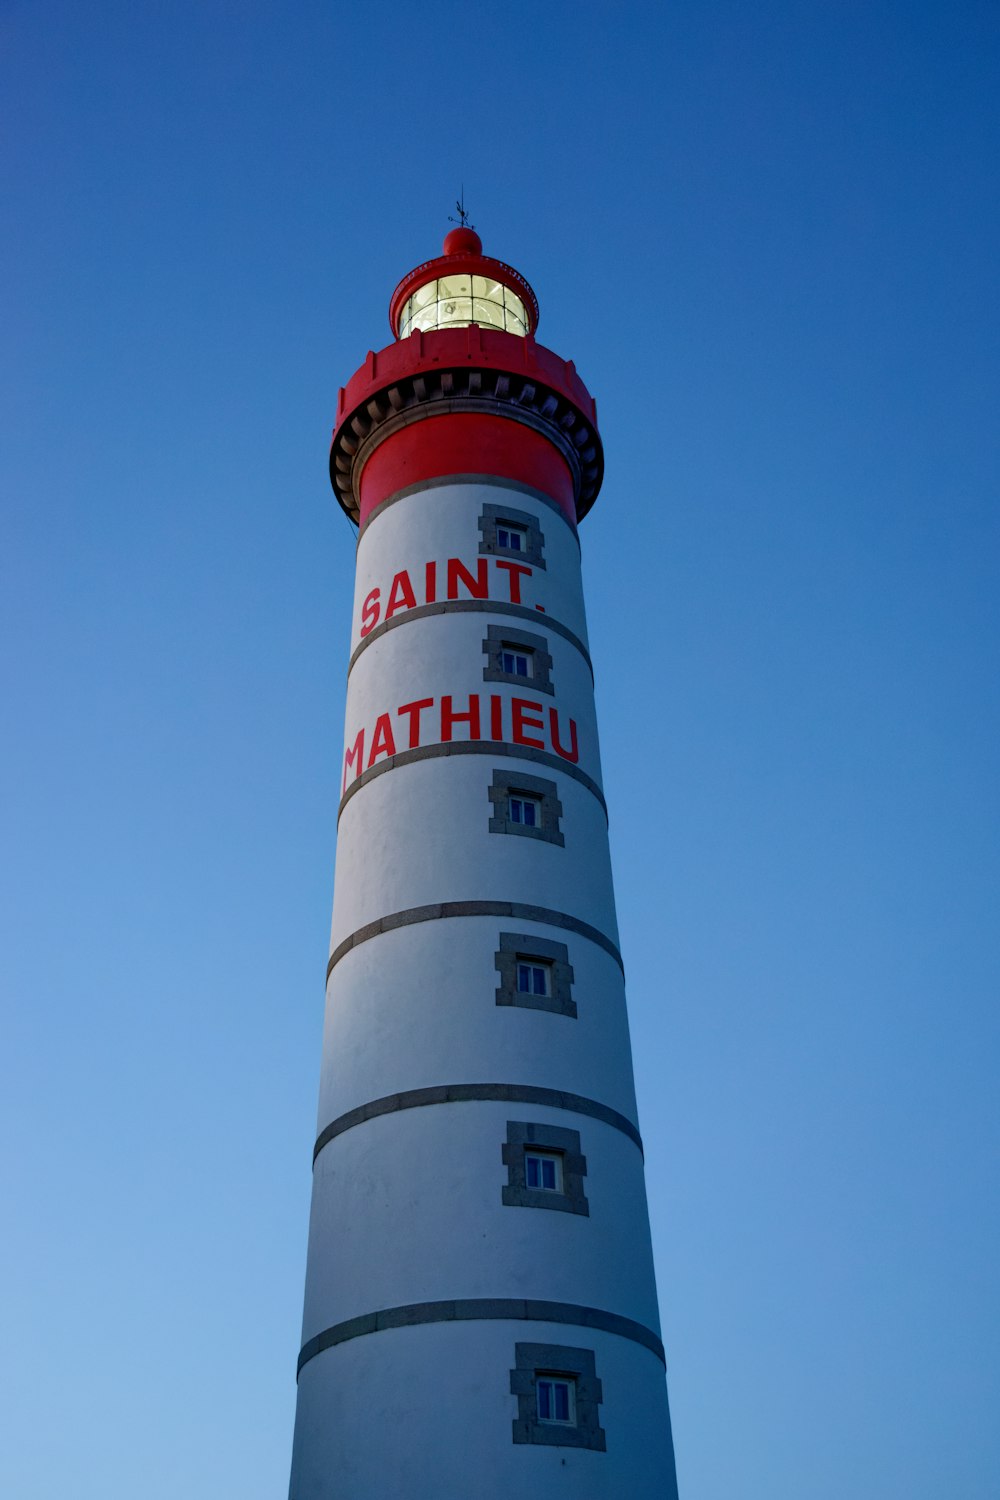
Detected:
left=333, top=327, right=597, bottom=432
left=357, top=413, right=576, bottom=527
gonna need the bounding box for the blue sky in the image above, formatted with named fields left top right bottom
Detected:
left=2, top=2, right=998, bottom=1495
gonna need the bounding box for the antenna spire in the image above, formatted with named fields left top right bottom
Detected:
left=448, top=186, right=474, bottom=230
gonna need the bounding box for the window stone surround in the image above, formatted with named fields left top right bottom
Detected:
left=482, top=624, right=554, bottom=695
left=488, top=769, right=564, bottom=846
left=495, top=932, right=576, bottom=1018
left=510, top=1342, right=606, bottom=1451
left=502, top=1120, right=589, bottom=1216
left=478, top=502, right=547, bottom=569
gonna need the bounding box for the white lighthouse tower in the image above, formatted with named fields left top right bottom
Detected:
left=288, top=224, right=680, bottom=1498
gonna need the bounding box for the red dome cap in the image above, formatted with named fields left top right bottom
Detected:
left=442, top=226, right=482, bottom=256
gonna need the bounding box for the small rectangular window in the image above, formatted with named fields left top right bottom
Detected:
left=509, top=795, right=540, bottom=827
left=537, top=1376, right=576, bottom=1425
left=516, top=961, right=551, bottom=996
left=500, top=648, right=532, bottom=678
left=524, top=1150, right=562, bottom=1192
left=496, top=524, right=526, bottom=552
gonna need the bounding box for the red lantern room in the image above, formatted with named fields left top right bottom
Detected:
left=329, top=229, right=604, bottom=532
left=388, top=226, right=540, bottom=339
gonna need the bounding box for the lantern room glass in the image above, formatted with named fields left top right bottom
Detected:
left=398, top=275, right=529, bottom=337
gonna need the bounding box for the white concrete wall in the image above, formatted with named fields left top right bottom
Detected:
left=343, top=611, right=601, bottom=792
left=290, top=479, right=678, bottom=1499
left=331, top=759, right=617, bottom=941
left=290, top=1322, right=677, bottom=1500
left=290, top=1321, right=676, bottom=1499
left=302, top=1102, right=660, bottom=1334
left=316, top=920, right=639, bottom=1127
left=348, top=481, right=591, bottom=656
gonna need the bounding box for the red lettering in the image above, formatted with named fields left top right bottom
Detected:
left=447, top=557, right=488, bottom=600
left=441, top=693, right=482, bottom=742
left=360, top=587, right=381, bottom=637
left=425, top=560, right=437, bottom=604
left=511, top=697, right=545, bottom=749
left=495, top=559, right=531, bottom=604
left=397, top=698, right=434, bottom=749
left=386, top=569, right=417, bottom=618
left=367, top=713, right=397, bottom=768
left=549, top=708, right=579, bottom=763
left=490, top=694, right=503, bottom=740
left=342, top=728, right=365, bottom=794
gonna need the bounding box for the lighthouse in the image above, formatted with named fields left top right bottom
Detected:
left=288, top=223, right=681, bottom=1498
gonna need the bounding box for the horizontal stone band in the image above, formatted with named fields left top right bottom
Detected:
left=297, top=1298, right=665, bottom=1379
left=327, top=902, right=624, bottom=979
left=347, top=598, right=593, bottom=678
left=338, top=740, right=607, bottom=823
left=313, top=1083, right=643, bottom=1164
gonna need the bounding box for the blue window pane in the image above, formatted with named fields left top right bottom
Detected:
left=510, top=795, right=539, bottom=827
left=541, top=1158, right=556, bottom=1190
left=526, top=1156, right=540, bottom=1188
left=537, top=1380, right=552, bottom=1420
left=517, top=962, right=549, bottom=994
left=554, top=1383, right=570, bottom=1422
left=498, top=525, right=524, bottom=552
left=501, top=650, right=530, bottom=676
